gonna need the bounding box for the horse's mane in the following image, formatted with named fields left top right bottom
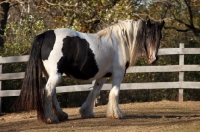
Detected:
left=97, top=20, right=146, bottom=66
left=97, top=20, right=129, bottom=37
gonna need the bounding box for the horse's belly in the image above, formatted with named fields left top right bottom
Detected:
left=63, top=63, right=99, bottom=80
left=58, top=59, right=111, bottom=81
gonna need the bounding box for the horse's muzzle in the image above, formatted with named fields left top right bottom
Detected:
left=148, top=56, right=158, bottom=65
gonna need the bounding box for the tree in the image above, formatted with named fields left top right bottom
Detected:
left=0, top=0, right=26, bottom=48
left=0, top=2, right=9, bottom=47
left=164, top=0, right=200, bottom=37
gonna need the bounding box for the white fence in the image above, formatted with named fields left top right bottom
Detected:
left=0, top=43, right=200, bottom=114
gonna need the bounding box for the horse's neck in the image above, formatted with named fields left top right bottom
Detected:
left=128, top=43, right=144, bottom=66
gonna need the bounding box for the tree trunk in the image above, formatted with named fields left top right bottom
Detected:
left=0, top=3, right=9, bottom=47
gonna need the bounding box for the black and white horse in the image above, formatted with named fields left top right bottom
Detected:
left=15, top=19, right=164, bottom=123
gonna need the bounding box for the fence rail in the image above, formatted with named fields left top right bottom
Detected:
left=0, top=43, right=200, bottom=113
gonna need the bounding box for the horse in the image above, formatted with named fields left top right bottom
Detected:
left=15, top=19, right=165, bottom=124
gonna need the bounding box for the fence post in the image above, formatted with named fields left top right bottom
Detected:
left=179, top=43, right=184, bottom=102
left=0, top=56, right=2, bottom=114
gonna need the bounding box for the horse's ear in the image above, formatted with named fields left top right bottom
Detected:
left=160, top=20, right=165, bottom=28
left=146, top=19, right=151, bottom=28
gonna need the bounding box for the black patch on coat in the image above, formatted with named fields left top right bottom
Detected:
left=41, top=30, right=56, bottom=60
left=57, top=36, right=99, bottom=80
left=124, top=61, right=130, bottom=76
left=125, top=61, right=130, bottom=70
left=103, top=72, right=112, bottom=77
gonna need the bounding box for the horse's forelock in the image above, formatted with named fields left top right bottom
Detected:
left=144, top=21, right=164, bottom=64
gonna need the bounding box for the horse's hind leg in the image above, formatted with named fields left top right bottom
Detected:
left=43, top=72, right=62, bottom=123
left=79, top=78, right=106, bottom=118
left=52, top=89, right=68, bottom=121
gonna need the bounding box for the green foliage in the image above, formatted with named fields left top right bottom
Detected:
left=1, top=14, right=47, bottom=56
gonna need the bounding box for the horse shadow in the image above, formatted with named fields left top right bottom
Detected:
left=123, top=114, right=200, bottom=120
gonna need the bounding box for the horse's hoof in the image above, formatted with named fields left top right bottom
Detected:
left=45, top=118, right=59, bottom=124
left=106, top=109, right=124, bottom=119
left=57, top=112, right=68, bottom=121
left=79, top=108, right=94, bottom=118
left=81, top=113, right=95, bottom=118
left=43, top=115, right=59, bottom=124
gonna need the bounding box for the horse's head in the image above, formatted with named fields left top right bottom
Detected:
left=145, top=19, right=165, bottom=64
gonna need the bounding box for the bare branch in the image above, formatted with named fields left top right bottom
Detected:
left=0, top=0, right=24, bottom=5
left=44, top=0, right=57, bottom=6
left=164, top=26, right=190, bottom=32
left=152, top=0, right=172, bottom=4
left=44, top=0, right=77, bottom=7
left=85, top=18, right=99, bottom=23
left=170, top=10, right=192, bottom=29
left=132, top=13, right=166, bottom=22
left=0, top=0, right=9, bottom=5
left=14, top=0, right=24, bottom=4
left=132, top=13, right=145, bottom=20
left=44, top=0, right=79, bottom=14
left=184, top=0, right=195, bottom=28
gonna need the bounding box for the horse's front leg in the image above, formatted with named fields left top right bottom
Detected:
left=79, top=78, right=106, bottom=118
left=106, top=72, right=124, bottom=119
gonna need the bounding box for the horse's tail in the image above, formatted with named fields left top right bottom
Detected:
left=14, top=33, right=45, bottom=121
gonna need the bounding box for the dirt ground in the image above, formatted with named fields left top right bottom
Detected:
left=1, top=101, right=200, bottom=132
